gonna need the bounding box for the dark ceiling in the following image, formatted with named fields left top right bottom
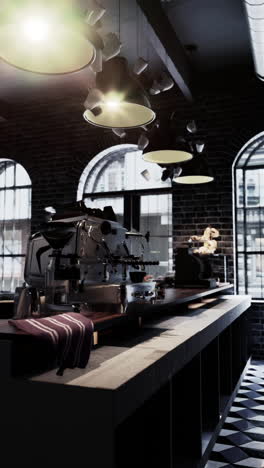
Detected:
left=0, top=0, right=257, bottom=112
left=162, top=0, right=252, bottom=73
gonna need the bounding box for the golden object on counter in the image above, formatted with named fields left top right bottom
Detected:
left=189, top=226, right=219, bottom=255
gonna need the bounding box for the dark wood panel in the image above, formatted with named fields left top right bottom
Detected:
left=116, top=381, right=171, bottom=468
left=171, top=354, right=202, bottom=467
left=201, top=338, right=220, bottom=431
left=219, top=326, right=233, bottom=402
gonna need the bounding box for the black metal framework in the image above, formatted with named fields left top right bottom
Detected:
left=84, top=187, right=173, bottom=231
left=234, top=133, right=264, bottom=300
left=0, top=159, right=31, bottom=292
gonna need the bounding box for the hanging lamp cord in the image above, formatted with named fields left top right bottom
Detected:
left=118, top=0, right=121, bottom=41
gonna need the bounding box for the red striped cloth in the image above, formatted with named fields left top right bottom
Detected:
left=9, top=313, right=94, bottom=376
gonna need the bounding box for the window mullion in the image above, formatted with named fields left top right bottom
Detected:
left=124, top=195, right=132, bottom=231
left=132, top=195, right=140, bottom=232
left=234, top=167, right=239, bottom=293
left=243, top=168, right=248, bottom=294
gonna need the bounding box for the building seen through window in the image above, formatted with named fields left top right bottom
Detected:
left=78, top=144, right=173, bottom=277
left=234, top=134, right=264, bottom=299
left=0, top=159, right=31, bottom=293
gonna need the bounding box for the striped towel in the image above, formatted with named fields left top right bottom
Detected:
left=9, top=313, right=94, bottom=376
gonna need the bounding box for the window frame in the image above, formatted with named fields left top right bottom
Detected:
left=0, top=159, right=31, bottom=292
left=233, top=133, right=264, bottom=300
left=83, top=186, right=173, bottom=231
left=79, top=144, right=174, bottom=276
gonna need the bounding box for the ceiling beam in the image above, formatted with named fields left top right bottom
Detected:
left=137, top=0, right=193, bottom=102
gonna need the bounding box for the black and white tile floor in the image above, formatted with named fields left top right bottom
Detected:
left=206, top=361, right=264, bottom=468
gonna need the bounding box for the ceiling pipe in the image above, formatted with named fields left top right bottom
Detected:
left=243, top=0, right=264, bottom=81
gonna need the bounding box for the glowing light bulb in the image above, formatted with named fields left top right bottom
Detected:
left=105, top=99, right=121, bottom=109
left=103, top=92, right=123, bottom=110
left=21, top=17, right=50, bottom=42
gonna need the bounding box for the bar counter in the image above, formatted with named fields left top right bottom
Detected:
left=0, top=288, right=251, bottom=468
left=0, top=283, right=232, bottom=338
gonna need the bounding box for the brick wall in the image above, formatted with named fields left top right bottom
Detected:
left=1, top=74, right=264, bottom=357
left=170, top=77, right=264, bottom=285
left=0, top=89, right=126, bottom=232
left=169, top=75, right=264, bottom=359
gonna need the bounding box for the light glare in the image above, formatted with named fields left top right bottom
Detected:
left=104, top=92, right=123, bottom=110
left=21, top=17, right=50, bottom=42
left=0, top=5, right=96, bottom=74
left=105, top=100, right=121, bottom=109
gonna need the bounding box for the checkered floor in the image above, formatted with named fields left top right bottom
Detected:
left=206, top=361, right=264, bottom=468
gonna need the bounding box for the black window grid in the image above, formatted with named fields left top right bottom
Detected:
left=234, top=136, right=264, bottom=300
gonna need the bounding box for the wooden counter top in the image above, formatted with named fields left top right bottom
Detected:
left=162, top=282, right=232, bottom=304
left=0, top=283, right=233, bottom=340
left=31, top=294, right=250, bottom=425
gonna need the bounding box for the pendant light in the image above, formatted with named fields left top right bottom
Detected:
left=83, top=57, right=156, bottom=129
left=102, top=33, right=122, bottom=62
left=0, top=1, right=96, bottom=74
left=133, top=57, right=148, bottom=75
left=138, top=133, right=149, bottom=151
left=143, top=150, right=192, bottom=164
left=161, top=165, right=182, bottom=182
left=85, top=1, right=106, bottom=27
left=149, top=72, right=174, bottom=95
left=186, top=120, right=197, bottom=134
left=142, top=124, right=193, bottom=165
left=172, top=118, right=214, bottom=184
left=173, top=154, right=214, bottom=184
left=112, top=128, right=126, bottom=138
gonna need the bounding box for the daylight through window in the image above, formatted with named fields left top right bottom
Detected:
left=78, top=145, right=173, bottom=278
left=234, top=133, right=264, bottom=299
left=0, top=159, right=31, bottom=293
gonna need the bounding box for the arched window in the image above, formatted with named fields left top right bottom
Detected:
left=78, top=144, right=173, bottom=277
left=0, top=159, right=31, bottom=293
left=233, top=132, right=264, bottom=299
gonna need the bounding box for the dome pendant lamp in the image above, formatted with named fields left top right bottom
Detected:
left=0, top=1, right=96, bottom=74
left=174, top=154, right=214, bottom=184
left=143, top=150, right=192, bottom=165
left=142, top=125, right=193, bottom=165
left=83, top=57, right=156, bottom=129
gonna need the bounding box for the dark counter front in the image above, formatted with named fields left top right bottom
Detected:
left=0, top=292, right=251, bottom=468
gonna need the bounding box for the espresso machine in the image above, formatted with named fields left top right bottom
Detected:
left=14, top=203, right=158, bottom=319
left=175, top=247, right=218, bottom=288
